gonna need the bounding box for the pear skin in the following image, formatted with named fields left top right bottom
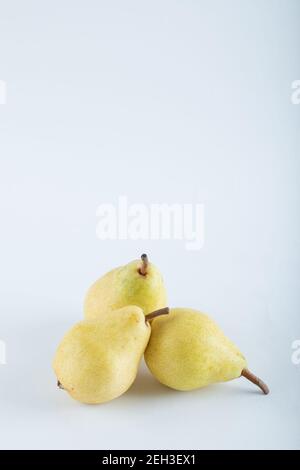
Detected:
left=84, top=254, right=167, bottom=321
left=53, top=306, right=151, bottom=404
left=145, top=308, right=269, bottom=394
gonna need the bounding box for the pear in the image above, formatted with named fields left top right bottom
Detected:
left=84, top=254, right=167, bottom=321
left=53, top=306, right=169, bottom=404
left=145, top=308, right=269, bottom=395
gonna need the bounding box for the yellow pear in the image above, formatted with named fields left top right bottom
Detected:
left=145, top=308, right=269, bottom=394
left=53, top=306, right=169, bottom=404
left=84, top=254, right=167, bottom=321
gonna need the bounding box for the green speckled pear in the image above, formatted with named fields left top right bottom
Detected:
left=145, top=308, right=269, bottom=394
left=84, top=254, right=167, bottom=321
left=53, top=306, right=160, bottom=404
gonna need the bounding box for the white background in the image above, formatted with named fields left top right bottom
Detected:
left=0, top=0, right=299, bottom=450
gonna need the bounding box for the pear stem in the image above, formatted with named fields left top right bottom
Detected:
left=138, top=254, right=148, bottom=276
left=57, top=380, right=64, bottom=390
left=241, top=368, right=269, bottom=395
left=145, top=307, right=169, bottom=322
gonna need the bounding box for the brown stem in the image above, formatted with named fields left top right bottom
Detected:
left=241, top=368, right=269, bottom=395
left=138, top=254, right=148, bottom=276
left=57, top=380, right=64, bottom=390
left=145, top=307, right=169, bottom=322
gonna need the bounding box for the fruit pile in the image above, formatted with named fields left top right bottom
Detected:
left=53, top=254, right=269, bottom=404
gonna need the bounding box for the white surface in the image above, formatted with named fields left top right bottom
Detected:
left=0, top=0, right=299, bottom=450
